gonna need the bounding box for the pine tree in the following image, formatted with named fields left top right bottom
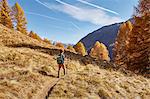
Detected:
left=55, top=42, right=64, bottom=49
left=43, top=38, right=52, bottom=44
left=136, top=0, right=150, bottom=15
left=113, top=21, right=133, bottom=66
left=0, top=0, right=13, bottom=29
left=28, top=31, right=42, bottom=41
left=13, top=2, right=27, bottom=34
left=67, top=45, right=76, bottom=52
left=90, top=41, right=110, bottom=61
left=114, top=0, right=150, bottom=75
left=74, top=42, right=87, bottom=56
left=125, top=0, right=150, bottom=73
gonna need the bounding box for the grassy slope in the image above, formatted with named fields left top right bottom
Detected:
left=49, top=65, right=150, bottom=98
left=0, top=47, right=55, bottom=98
left=0, top=25, right=149, bottom=99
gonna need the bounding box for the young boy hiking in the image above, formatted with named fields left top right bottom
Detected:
left=57, top=50, right=65, bottom=78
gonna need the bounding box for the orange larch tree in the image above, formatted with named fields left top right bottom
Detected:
left=12, top=2, right=27, bottom=34
left=43, top=38, right=52, bottom=45
left=113, top=21, right=133, bottom=66
left=0, top=0, right=13, bottom=29
left=28, top=31, right=42, bottom=41
left=55, top=42, right=64, bottom=49
left=125, top=0, right=150, bottom=73
left=114, top=0, right=150, bottom=75
left=74, top=42, right=87, bottom=56
left=67, top=45, right=76, bottom=52
left=90, top=41, right=110, bottom=61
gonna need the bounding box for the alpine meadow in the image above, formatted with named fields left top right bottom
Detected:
left=0, top=0, right=149, bottom=98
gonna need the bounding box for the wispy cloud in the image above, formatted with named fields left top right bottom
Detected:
left=25, top=11, right=64, bottom=21
left=34, top=0, right=81, bottom=31
left=55, top=0, right=79, bottom=9
left=35, top=0, right=52, bottom=10
left=47, top=0, right=123, bottom=25
left=76, top=0, right=119, bottom=15
left=25, top=11, right=81, bottom=31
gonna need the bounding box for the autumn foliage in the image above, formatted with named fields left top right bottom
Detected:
left=0, top=0, right=13, bottom=29
left=55, top=42, right=64, bottom=49
left=74, top=42, right=87, bottom=56
left=43, top=38, right=52, bottom=44
left=67, top=45, right=76, bottom=52
left=28, top=31, right=42, bottom=41
left=125, top=0, right=150, bottom=73
left=0, top=0, right=28, bottom=35
left=90, top=41, right=110, bottom=61
left=114, top=0, right=150, bottom=75
left=113, top=21, right=133, bottom=66
left=12, top=3, right=27, bottom=34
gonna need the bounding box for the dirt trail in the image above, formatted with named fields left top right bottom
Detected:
left=32, top=77, right=59, bottom=99
left=2, top=44, right=127, bottom=99
left=5, top=44, right=141, bottom=99
left=35, top=66, right=86, bottom=99
left=1, top=44, right=94, bottom=99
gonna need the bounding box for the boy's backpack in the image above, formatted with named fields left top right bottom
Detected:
left=57, top=54, right=64, bottom=64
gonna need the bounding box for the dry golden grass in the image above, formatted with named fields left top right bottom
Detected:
left=0, top=24, right=150, bottom=99
left=0, top=46, right=57, bottom=99
left=0, top=46, right=86, bottom=99
left=49, top=65, right=150, bottom=99
left=0, top=24, right=54, bottom=48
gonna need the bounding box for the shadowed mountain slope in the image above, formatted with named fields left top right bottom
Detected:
left=79, top=19, right=134, bottom=59
left=79, top=23, right=122, bottom=58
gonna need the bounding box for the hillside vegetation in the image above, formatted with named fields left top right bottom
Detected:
left=0, top=24, right=150, bottom=99
left=0, top=0, right=150, bottom=98
left=113, top=0, right=150, bottom=77
left=49, top=65, right=150, bottom=98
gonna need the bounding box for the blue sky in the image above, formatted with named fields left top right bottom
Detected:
left=9, top=0, right=139, bottom=44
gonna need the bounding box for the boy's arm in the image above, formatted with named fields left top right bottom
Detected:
left=62, top=54, right=65, bottom=60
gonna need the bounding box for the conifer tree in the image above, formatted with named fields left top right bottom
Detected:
left=90, top=41, right=110, bottom=61
left=28, top=31, right=42, bottom=41
left=74, top=42, right=87, bottom=56
left=55, top=42, right=64, bottom=49
left=67, top=45, right=76, bottom=52
left=43, top=38, right=52, bottom=44
left=136, top=0, right=150, bottom=15
left=13, top=2, right=27, bottom=34
left=113, top=21, right=133, bottom=66
left=0, top=0, right=13, bottom=28
left=125, top=0, right=150, bottom=73
left=114, top=0, right=150, bottom=75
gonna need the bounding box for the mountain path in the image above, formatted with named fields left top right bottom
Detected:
left=6, top=44, right=115, bottom=99
left=32, top=68, right=85, bottom=99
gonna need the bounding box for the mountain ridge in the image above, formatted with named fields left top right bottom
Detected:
left=79, top=22, right=123, bottom=58
left=79, top=18, right=135, bottom=59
